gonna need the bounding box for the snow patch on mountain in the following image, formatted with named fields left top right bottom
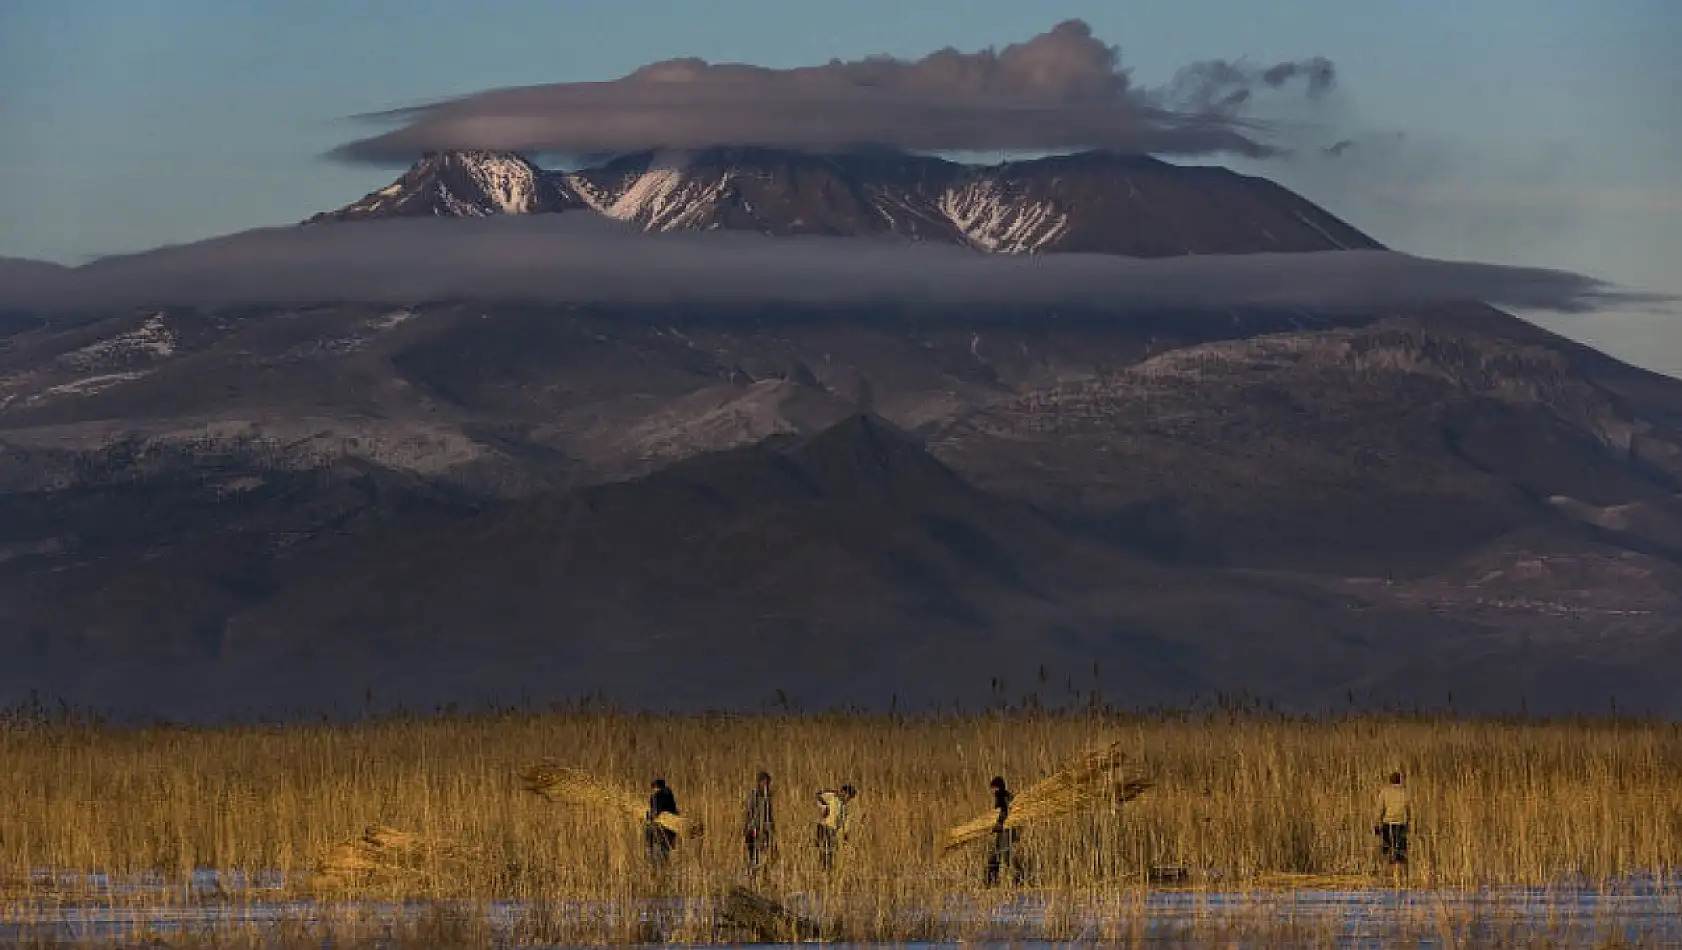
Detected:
left=341, top=181, right=411, bottom=216
left=938, top=181, right=1069, bottom=253
left=280, top=309, right=424, bottom=359
left=868, top=190, right=954, bottom=239
left=1291, top=211, right=1348, bottom=251
left=439, top=189, right=493, bottom=217
left=605, top=151, right=692, bottom=222
left=59, top=313, right=176, bottom=371
left=563, top=174, right=615, bottom=214
left=332, top=152, right=547, bottom=219
left=615, top=378, right=854, bottom=466
left=0, top=416, right=491, bottom=476
left=370, top=309, right=416, bottom=331
left=451, top=151, right=543, bottom=214
left=1126, top=333, right=1335, bottom=383
left=575, top=151, right=737, bottom=231
left=40, top=371, right=152, bottom=400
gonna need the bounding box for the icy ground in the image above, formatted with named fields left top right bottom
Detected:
left=4, top=869, right=1680, bottom=948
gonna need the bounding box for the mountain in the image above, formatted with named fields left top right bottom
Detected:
left=14, top=413, right=1669, bottom=718
left=4, top=149, right=1682, bottom=717
left=312, top=151, right=584, bottom=219
left=311, top=147, right=1381, bottom=257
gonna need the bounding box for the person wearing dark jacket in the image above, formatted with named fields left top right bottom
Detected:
left=984, top=776, right=1024, bottom=886
left=743, top=771, right=775, bottom=876
left=644, top=778, right=679, bottom=867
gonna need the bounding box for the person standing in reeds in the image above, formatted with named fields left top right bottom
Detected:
left=645, top=778, right=680, bottom=867
left=743, top=771, right=776, bottom=876
left=1374, top=771, right=1413, bottom=866
left=985, top=775, right=1024, bottom=886
left=815, top=784, right=857, bottom=871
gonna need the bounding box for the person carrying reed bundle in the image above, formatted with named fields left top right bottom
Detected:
left=518, top=763, right=703, bottom=840
left=743, top=770, right=776, bottom=877
left=941, top=741, right=1150, bottom=874
left=645, top=778, right=680, bottom=867
left=984, top=776, right=1025, bottom=887
left=1374, top=770, right=1413, bottom=866
left=814, top=783, right=857, bottom=871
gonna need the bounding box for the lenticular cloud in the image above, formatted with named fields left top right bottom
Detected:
left=331, top=21, right=1342, bottom=164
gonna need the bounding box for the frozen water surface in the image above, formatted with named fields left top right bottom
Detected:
left=4, top=869, right=1680, bottom=947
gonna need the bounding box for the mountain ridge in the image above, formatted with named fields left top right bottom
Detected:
left=309, top=147, right=1383, bottom=258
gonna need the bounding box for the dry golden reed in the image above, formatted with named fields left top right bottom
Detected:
left=519, top=763, right=701, bottom=838
left=3, top=710, right=1681, bottom=905
left=941, top=740, right=1149, bottom=850
left=310, top=824, right=481, bottom=892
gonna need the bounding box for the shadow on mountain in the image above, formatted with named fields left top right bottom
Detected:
left=0, top=414, right=1532, bottom=719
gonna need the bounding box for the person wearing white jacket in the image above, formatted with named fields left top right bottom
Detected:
left=815, top=784, right=857, bottom=871
left=1375, top=771, right=1413, bottom=865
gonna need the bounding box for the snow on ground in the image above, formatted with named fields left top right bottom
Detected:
left=939, top=181, right=1069, bottom=254
left=370, top=309, right=416, bottom=331
left=1292, top=210, right=1349, bottom=250
left=438, top=187, right=493, bottom=217
left=0, top=416, right=489, bottom=476
left=566, top=152, right=742, bottom=232
left=616, top=378, right=842, bottom=463
left=280, top=309, right=422, bottom=358
left=604, top=151, right=692, bottom=223
left=600, top=152, right=736, bottom=231
left=39, top=371, right=151, bottom=399
left=59, top=313, right=176, bottom=371
left=562, top=173, right=615, bottom=213
left=456, top=152, right=541, bottom=214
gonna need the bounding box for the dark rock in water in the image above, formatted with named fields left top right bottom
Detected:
left=719, top=885, right=824, bottom=942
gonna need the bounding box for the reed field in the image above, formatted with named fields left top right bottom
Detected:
left=3, top=708, right=1681, bottom=945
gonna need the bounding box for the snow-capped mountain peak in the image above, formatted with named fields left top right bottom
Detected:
left=310, top=150, right=578, bottom=222
left=430, top=150, right=545, bottom=215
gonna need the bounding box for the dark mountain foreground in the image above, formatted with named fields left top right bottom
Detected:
left=3, top=410, right=1679, bottom=719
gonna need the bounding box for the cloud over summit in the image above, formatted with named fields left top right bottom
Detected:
left=332, top=20, right=1344, bottom=164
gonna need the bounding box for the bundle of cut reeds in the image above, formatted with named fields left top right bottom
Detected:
left=309, top=824, right=478, bottom=891
left=718, top=885, right=825, bottom=941
left=941, top=741, right=1151, bottom=851
left=518, top=763, right=703, bottom=838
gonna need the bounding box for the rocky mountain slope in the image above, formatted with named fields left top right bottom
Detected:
left=3, top=150, right=1680, bottom=718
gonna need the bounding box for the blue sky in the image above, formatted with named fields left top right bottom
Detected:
left=2, top=0, right=1678, bottom=374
